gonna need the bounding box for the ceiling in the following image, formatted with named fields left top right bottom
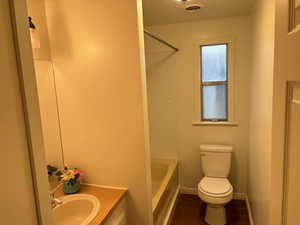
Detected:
left=143, top=0, right=255, bottom=26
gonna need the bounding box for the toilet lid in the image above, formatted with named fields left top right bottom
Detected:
left=199, top=177, right=232, bottom=195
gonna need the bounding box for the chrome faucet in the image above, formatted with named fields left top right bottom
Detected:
left=50, top=193, right=63, bottom=208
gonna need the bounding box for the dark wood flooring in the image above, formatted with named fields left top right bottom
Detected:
left=170, top=194, right=250, bottom=225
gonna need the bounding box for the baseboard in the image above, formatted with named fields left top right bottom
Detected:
left=180, top=186, right=198, bottom=195
left=245, top=195, right=254, bottom=225
left=233, top=193, right=246, bottom=200
left=163, top=185, right=180, bottom=225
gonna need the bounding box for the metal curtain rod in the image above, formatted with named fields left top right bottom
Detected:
left=144, top=29, right=178, bottom=52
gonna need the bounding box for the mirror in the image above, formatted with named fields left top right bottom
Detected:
left=26, top=0, right=65, bottom=189
left=290, top=0, right=300, bottom=31
left=34, top=60, right=64, bottom=189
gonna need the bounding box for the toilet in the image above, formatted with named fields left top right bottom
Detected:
left=198, top=145, right=233, bottom=225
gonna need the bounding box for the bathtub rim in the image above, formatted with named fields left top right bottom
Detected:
left=151, top=158, right=178, bottom=212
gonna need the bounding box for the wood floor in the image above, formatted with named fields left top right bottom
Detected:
left=170, top=194, right=250, bottom=225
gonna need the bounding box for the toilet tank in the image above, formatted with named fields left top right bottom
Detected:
left=200, top=145, right=233, bottom=178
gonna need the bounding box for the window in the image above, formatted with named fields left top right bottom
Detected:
left=193, top=39, right=236, bottom=126
left=200, top=44, right=228, bottom=121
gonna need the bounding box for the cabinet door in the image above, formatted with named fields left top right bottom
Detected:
left=103, top=198, right=127, bottom=225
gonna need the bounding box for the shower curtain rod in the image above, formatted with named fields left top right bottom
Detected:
left=144, top=29, right=178, bottom=52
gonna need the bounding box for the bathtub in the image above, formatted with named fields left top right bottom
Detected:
left=151, top=159, right=179, bottom=225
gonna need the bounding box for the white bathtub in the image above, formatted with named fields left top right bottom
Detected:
left=151, top=159, right=179, bottom=225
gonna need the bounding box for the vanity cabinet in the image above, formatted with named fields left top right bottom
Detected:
left=103, top=197, right=127, bottom=225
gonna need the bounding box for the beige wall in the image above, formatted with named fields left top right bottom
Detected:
left=0, top=1, right=38, bottom=224
left=248, top=0, right=275, bottom=224
left=145, top=16, right=252, bottom=194
left=45, top=0, right=152, bottom=224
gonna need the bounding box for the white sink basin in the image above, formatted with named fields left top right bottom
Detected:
left=53, top=194, right=100, bottom=225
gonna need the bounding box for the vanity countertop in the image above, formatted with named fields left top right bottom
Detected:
left=55, top=184, right=127, bottom=225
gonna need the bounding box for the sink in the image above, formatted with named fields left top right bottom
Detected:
left=53, top=194, right=100, bottom=225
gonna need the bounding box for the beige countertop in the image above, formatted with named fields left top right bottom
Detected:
left=55, top=184, right=127, bottom=225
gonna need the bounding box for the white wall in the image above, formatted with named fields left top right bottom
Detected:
left=145, top=16, right=252, bottom=195
left=45, top=0, right=152, bottom=224
left=145, top=48, right=179, bottom=160
left=248, top=0, right=275, bottom=224
left=0, top=1, right=38, bottom=224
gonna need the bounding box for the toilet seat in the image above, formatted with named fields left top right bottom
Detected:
left=198, top=177, right=233, bottom=205
left=199, top=177, right=233, bottom=198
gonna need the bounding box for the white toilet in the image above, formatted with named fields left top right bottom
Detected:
left=198, top=145, right=233, bottom=225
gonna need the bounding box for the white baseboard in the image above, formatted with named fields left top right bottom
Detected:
left=180, top=186, right=198, bottom=195
left=245, top=195, right=254, bottom=225
left=233, top=192, right=246, bottom=200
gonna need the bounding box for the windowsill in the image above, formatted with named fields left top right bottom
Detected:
left=192, top=121, right=238, bottom=127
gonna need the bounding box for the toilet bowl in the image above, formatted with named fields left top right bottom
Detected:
left=198, top=145, right=233, bottom=225
left=198, top=177, right=233, bottom=225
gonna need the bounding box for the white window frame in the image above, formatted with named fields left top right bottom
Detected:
left=193, top=38, right=237, bottom=126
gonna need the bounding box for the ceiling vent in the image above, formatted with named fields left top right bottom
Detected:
left=178, top=0, right=204, bottom=11
left=185, top=3, right=202, bottom=11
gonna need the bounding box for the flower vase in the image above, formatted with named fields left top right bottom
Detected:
left=63, top=181, right=80, bottom=194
